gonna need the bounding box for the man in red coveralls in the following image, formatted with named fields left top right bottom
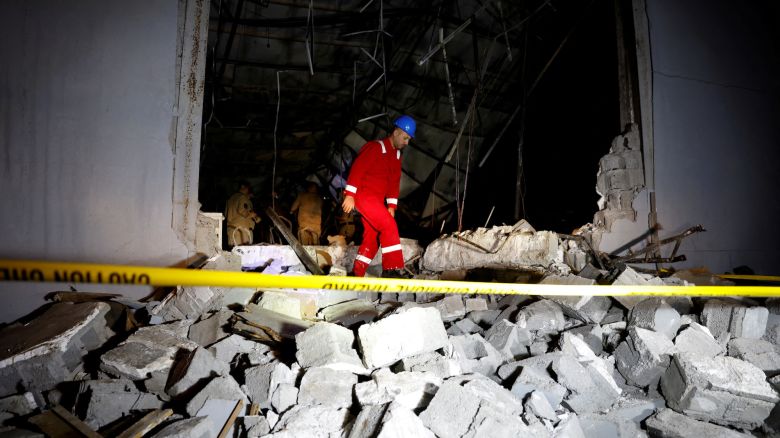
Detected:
left=341, top=115, right=416, bottom=278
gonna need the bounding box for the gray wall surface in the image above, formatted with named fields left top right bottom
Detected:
left=0, top=1, right=208, bottom=323
left=600, top=0, right=780, bottom=274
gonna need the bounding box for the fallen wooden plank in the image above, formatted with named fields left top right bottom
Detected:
left=116, top=409, right=173, bottom=438
left=51, top=405, right=103, bottom=438
left=29, top=411, right=83, bottom=438
left=217, top=399, right=244, bottom=438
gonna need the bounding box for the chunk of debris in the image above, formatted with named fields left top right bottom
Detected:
left=268, top=405, right=353, bottom=437
left=357, top=307, right=448, bottom=369
left=392, top=352, right=462, bottom=379
left=167, top=347, right=230, bottom=398
left=660, top=353, right=779, bottom=429
left=355, top=368, right=441, bottom=410
left=615, top=327, right=675, bottom=388
left=645, top=408, right=752, bottom=438
left=552, top=355, right=620, bottom=413
left=152, top=417, right=213, bottom=438
left=75, top=379, right=162, bottom=429
left=374, top=401, right=436, bottom=438
left=297, top=367, right=356, bottom=408
left=421, top=225, right=565, bottom=272
left=295, top=322, right=368, bottom=374
left=257, top=291, right=304, bottom=319
left=610, top=266, right=665, bottom=310
left=701, top=299, right=768, bottom=339
left=0, top=302, right=114, bottom=398
left=0, top=392, right=37, bottom=423
left=673, top=322, right=723, bottom=358
left=208, top=334, right=271, bottom=364
left=483, top=319, right=531, bottom=359
left=348, top=403, right=388, bottom=438
left=242, top=362, right=295, bottom=410
left=317, top=299, right=378, bottom=328
left=234, top=304, right=313, bottom=340
left=420, top=295, right=466, bottom=322
left=186, top=375, right=248, bottom=417
left=188, top=310, right=232, bottom=347
left=100, top=323, right=199, bottom=380
left=448, top=333, right=505, bottom=376
left=727, top=337, right=780, bottom=376
left=628, top=298, right=681, bottom=340
left=541, top=276, right=612, bottom=324
left=510, top=365, right=568, bottom=408
left=514, top=299, right=566, bottom=335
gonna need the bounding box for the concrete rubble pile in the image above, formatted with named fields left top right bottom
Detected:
left=1, top=242, right=779, bottom=436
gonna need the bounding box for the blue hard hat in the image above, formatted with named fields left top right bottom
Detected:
left=393, top=115, right=416, bottom=138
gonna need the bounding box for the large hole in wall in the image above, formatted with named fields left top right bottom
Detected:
left=197, top=0, right=621, bottom=243
left=466, top=0, right=619, bottom=234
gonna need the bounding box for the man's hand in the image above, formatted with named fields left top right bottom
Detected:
left=342, top=195, right=355, bottom=213
left=387, top=207, right=395, bottom=217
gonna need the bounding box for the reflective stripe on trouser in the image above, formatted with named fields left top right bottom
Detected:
left=352, top=195, right=404, bottom=277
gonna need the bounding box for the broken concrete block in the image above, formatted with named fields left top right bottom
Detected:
left=611, top=266, right=664, bottom=310
left=674, top=322, right=723, bottom=358
left=208, top=334, right=271, bottom=364
left=615, top=327, right=675, bottom=388
left=297, top=367, right=357, bottom=408
left=76, top=379, right=163, bottom=429
left=257, top=291, right=303, bottom=319
left=542, top=288, right=611, bottom=325
left=188, top=310, right=232, bottom=347
left=484, top=319, right=531, bottom=360
left=465, top=298, right=488, bottom=312
left=236, top=304, right=313, bottom=339
left=242, top=415, right=271, bottom=438
left=645, top=408, right=752, bottom=438
left=452, top=318, right=484, bottom=335
left=421, top=226, right=564, bottom=272
left=269, top=405, right=353, bottom=436
left=552, top=355, right=620, bottom=413
left=100, top=323, right=199, bottom=380
left=661, top=353, right=779, bottom=429
left=525, top=390, right=557, bottom=422
left=186, top=375, right=248, bottom=417
left=514, top=299, right=565, bottom=334
left=152, top=417, right=213, bottom=438
left=510, top=366, right=567, bottom=408
left=243, top=362, right=294, bottom=410
left=578, top=413, right=647, bottom=438
left=553, top=413, right=586, bottom=438
left=355, top=368, right=441, bottom=410
left=467, top=309, right=501, bottom=326
left=419, top=380, right=480, bottom=437
left=0, top=392, right=37, bottom=419
left=167, top=347, right=230, bottom=398
left=727, top=337, right=780, bottom=376
left=375, top=401, right=436, bottom=438
left=295, top=322, right=367, bottom=374
left=448, top=334, right=505, bottom=376
left=566, top=324, right=604, bottom=355
left=271, top=384, right=299, bottom=414
left=605, top=396, right=662, bottom=425
left=317, top=299, right=378, bottom=328
left=498, top=352, right=563, bottom=382
left=393, top=352, right=461, bottom=379
left=348, top=403, right=388, bottom=438
left=0, top=302, right=114, bottom=398
left=701, top=299, right=769, bottom=339
left=628, top=298, right=681, bottom=340
left=357, top=307, right=448, bottom=369
left=218, top=287, right=256, bottom=308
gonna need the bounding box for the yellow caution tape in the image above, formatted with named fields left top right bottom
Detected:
left=717, top=274, right=780, bottom=283
left=1, top=259, right=779, bottom=297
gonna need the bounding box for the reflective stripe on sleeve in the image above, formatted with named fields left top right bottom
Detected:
left=345, top=185, right=357, bottom=194
left=381, top=244, right=403, bottom=253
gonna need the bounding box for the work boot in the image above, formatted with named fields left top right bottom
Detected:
left=381, top=269, right=411, bottom=279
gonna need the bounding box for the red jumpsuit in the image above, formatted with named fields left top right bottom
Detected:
left=344, top=137, right=404, bottom=276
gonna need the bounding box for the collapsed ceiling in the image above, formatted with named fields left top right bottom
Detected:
left=199, top=0, right=619, bottom=238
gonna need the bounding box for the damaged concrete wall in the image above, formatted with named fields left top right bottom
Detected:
left=596, top=0, right=780, bottom=274
left=0, top=0, right=209, bottom=323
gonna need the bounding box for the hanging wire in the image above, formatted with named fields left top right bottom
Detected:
left=272, top=70, right=284, bottom=211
